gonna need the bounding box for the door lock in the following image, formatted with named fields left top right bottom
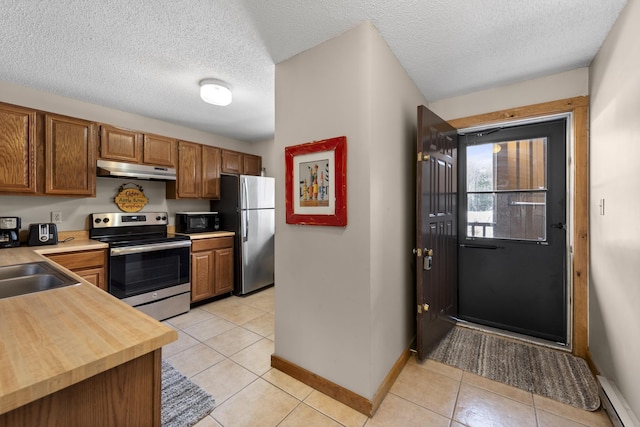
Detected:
left=424, top=254, right=432, bottom=270
left=423, top=248, right=433, bottom=271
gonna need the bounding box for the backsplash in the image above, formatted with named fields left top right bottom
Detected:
left=0, top=177, right=210, bottom=231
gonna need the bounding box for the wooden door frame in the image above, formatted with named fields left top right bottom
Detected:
left=446, top=96, right=590, bottom=362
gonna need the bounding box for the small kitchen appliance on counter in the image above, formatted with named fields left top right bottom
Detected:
left=28, top=223, right=58, bottom=246
left=0, top=216, right=21, bottom=248
left=175, top=211, right=220, bottom=234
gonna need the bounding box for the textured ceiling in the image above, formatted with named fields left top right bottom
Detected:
left=0, top=0, right=627, bottom=142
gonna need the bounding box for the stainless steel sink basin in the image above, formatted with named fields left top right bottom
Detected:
left=0, top=261, right=80, bottom=299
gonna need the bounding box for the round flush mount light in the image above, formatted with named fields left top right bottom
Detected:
left=199, top=79, right=232, bottom=106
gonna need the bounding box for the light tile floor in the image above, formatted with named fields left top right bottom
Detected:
left=162, top=287, right=612, bottom=427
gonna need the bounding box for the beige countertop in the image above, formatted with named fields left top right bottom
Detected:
left=0, top=239, right=177, bottom=415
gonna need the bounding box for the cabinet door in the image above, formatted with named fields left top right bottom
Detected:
left=77, top=267, right=107, bottom=291
left=191, top=250, right=215, bottom=302
left=0, top=103, right=37, bottom=193
left=214, top=247, right=234, bottom=294
left=99, top=125, right=142, bottom=163
left=202, top=145, right=221, bottom=199
left=45, top=250, right=107, bottom=290
left=143, top=134, right=176, bottom=167
left=243, top=154, right=262, bottom=176
left=45, top=114, right=97, bottom=196
left=176, top=141, right=202, bottom=198
left=221, top=149, right=242, bottom=174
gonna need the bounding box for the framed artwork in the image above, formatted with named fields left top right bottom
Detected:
left=285, top=136, right=347, bottom=226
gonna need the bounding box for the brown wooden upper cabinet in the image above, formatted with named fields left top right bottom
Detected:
left=243, top=153, right=262, bottom=176
left=0, top=103, right=37, bottom=194
left=142, top=134, right=176, bottom=167
left=99, top=125, right=176, bottom=168
left=202, top=145, right=221, bottom=199
left=167, top=141, right=220, bottom=199
left=0, top=103, right=97, bottom=197
left=221, top=149, right=262, bottom=176
left=45, top=114, right=98, bottom=197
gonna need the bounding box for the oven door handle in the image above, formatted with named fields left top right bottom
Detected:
left=110, top=240, right=192, bottom=256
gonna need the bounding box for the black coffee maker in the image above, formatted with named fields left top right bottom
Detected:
left=0, top=216, right=21, bottom=248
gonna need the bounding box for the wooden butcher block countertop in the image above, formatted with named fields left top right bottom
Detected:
left=0, top=240, right=178, bottom=415
left=175, top=230, right=235, bottom=240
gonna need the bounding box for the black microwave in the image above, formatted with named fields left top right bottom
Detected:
left=175, top=212, right=219, bottom=234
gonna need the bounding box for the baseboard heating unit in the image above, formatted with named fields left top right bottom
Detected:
left=597, top=375, right=640, bottom=427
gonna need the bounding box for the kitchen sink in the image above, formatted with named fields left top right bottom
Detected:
left=0, top=261, right=80, bottom=299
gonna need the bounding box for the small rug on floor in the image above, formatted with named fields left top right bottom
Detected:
left=162, top=360, right=215, bottom=427
left=426, top=327, right=600, bottom=411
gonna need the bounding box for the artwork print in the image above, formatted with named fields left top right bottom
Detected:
left=299, top=159, right=330, bottom=207
left=285, top=136, right=347, bottom=226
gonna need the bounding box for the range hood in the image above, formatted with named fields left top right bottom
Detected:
left=96, top=160, right=177, bottom=181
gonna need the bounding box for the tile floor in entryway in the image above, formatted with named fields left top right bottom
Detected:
left=162, top=287, right=612, bottom=427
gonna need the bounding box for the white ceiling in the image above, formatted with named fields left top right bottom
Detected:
left=0, top=1, right=627, bottom=142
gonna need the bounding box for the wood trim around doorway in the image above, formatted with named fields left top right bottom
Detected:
left=446, top=96, right=590, bottom=362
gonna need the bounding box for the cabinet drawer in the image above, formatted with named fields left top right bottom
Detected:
left=46, top=249, right=106, bottom=270
left=191, top=237, right=233, bottom=252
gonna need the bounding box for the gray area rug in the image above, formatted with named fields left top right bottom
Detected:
left=162, top=360, right=215, bottom=427
left=427, top=327, right=600, bottom=411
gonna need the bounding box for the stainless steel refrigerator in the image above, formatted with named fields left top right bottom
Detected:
left=211, top=175, right=275, bottom=295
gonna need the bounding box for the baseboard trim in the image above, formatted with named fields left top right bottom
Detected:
left=271, top=346, right=411, bottom=417
left=370, top=346, right=412, bottom=416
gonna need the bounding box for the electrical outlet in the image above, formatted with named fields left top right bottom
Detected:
left=51, top=211, right=62, bottom=224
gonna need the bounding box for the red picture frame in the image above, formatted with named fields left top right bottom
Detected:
left=285, top=136, right=347, bottom=226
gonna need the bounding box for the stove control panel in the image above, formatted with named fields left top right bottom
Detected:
left=91, top=212, right=169, bottom=228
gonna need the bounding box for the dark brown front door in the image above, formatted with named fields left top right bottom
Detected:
left=416, top=105, right=459, bottom=361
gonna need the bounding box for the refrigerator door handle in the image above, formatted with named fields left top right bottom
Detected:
left=242, top=177, right=249, bottom=242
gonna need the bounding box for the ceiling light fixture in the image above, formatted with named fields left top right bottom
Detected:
left=199, top=79, right=232, bottom=106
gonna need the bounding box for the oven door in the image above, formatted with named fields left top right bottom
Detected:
left=108, top=240, right=191, bottom=304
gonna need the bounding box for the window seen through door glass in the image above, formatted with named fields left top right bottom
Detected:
left=466, top=138, right=547, bottom=241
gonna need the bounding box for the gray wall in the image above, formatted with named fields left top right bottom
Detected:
left=589, top=0, right=640, bottom=421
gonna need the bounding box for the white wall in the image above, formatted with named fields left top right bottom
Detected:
left=274, top=23, right=373, bottom=398
left=0, top=179, right=207, bottom=230
left=0, top=81, right=259, bottom=230
left=368, top=27, right=428, bottom=393
left=250, top=137, right=276, bottom=178
left=428, top=67, right=589, bottom=121
left=0, top=81, right=252, bottom=150
left=273, top=22, right=425, bottom=399
left=589, top=0, right=640, bottom=420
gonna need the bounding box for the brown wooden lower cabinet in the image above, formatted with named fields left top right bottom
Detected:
left=0, top=349, right=162, bottom=427
left=191, top=237, right=234, bottom=302
left=45, top=249, right=107, bottom=291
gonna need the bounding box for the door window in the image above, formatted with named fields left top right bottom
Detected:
left=465, top=138, right=547, bottom=241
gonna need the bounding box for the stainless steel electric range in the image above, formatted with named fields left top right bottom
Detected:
left=89, top=212, right=191, bottom=321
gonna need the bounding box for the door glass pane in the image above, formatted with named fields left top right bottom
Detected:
left=466, top=137, right=547, bottom=241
